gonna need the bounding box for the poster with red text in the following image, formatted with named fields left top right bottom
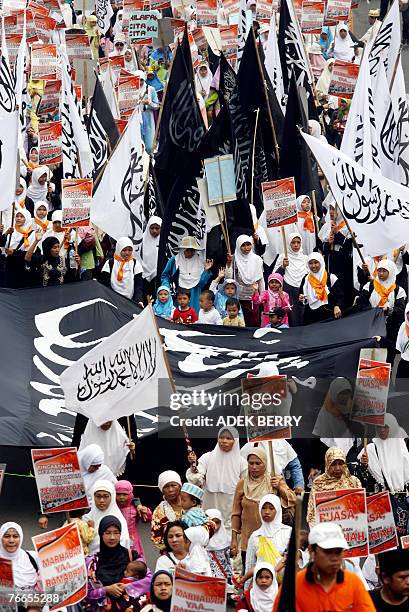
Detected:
left=367, top=492, right=398, bottom=554
left=31, top=43, right=57, bottom=80
left=262, top=177, right=298, bottom=228
left=172, top=567, right=226, bottom=612
left=61, top=179, right=93, bottom=228
left=301, top=0, right=325, bottom=33
left=38, top=80, right=61, bottom=117
left=220, top=25, right=238, bottom=62
left=315, top=488, right=369, bottom=558
left=197, top=0, right=218, bottom=26
left=32, top=523, right=87, bottom=610
left=328, top=60, right=360, bottom=99
left=31, top=447, right=88, bottom=513
left=5, top=34, right=23, bottom=67
left=65, top=33, right=92, bottom=59
left=34, top=15, right=57, bottom=40
left=351, top=357, right=391, bottom=425
left=39, top=122, right=62, bottom=165
left=0, top=557, right=13, bottom=607
left=242, top=376, right=291, bottom=441
left=117, top=74, right=142, bottom=117
left=256, top=0, right=273, bottom=22
left=325, top=0, right=351, bottom=21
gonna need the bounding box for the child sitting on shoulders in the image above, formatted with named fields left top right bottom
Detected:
left=172, top=288, right=198, bottom=325
left=223, top=298, right=246, bottom=327
left=180, top=483, right=209, bottom=527
left=198, top=290, right=223, bottom=325
left=266, top=307, right=289, bottom=329
left=64, top=508, right=96, bottom=556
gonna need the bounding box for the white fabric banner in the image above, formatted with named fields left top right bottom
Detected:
left=60, top=305, right=169, bottom=426
left=302, top=131, right=409, bottom=256
left=368, top=0, right=400, bottom=84
left=0, top=111, right=19, bottom=212
left=264, top=16, right=285, bottom=111
left=95, top=0, right=114, bottom=36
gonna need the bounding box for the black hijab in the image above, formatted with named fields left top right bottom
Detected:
left=95, top=515, right=130, bottom=586
left=150, top=570, right=173, bottom=612
left=42, top=236, right=60, bottom=263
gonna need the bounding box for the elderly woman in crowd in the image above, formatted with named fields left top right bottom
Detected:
left=78, top=444, right=117, bottom=503
left=151, top=470, right=183, bottom=551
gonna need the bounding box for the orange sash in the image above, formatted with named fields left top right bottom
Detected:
left=373, top=278, right=396, bottom=307
left=406, top=325, right=409, bottom=339
left=35, top=218, right=49, bottom=232
left=298, top=211, right=314, bottom=233
left=114, top=252, right=133, bottom=281
left=308, top=270, right=328, bottom=302
left=333, top=220, right=346, bottom=233
left=14, top=226, right=33, bottom=248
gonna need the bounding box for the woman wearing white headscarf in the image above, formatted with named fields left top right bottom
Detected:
left=113, top=9, right=123, bottom=36
left=151, top=470, right=183, bottom=551
left=247, top=562, right=278, bottom=612
left=0, top=209, right=38, bottom=288
left=32, top=201, right=50, bottom=232
left=0, top=522, right=39, bottom=590
left=100, top=237, right=143, bottom=304
left=142, top=216, right=162, bottom=297
left=78, top=444, right=117, bottom=503
left=84, top=479, right=130, bottom=554
left=27, top=166, right=50, bottom=203
left=79, top=420, right=132, bottom=477
left=296, top=195, right=316, bottom=255
left=225, top=235, right=264, bottom=326
left=205, top=508, right=233, bottom=581
left=299, top=252, right=343, bottom=324
left=332, top=23, right=354, bottom=61
left=136, top=70, right=160, bottom=154
left=359, top=414, right=409, bottom=493
left=186, top=427, right=247, bottom=533
left=184, top=526, right=212, bottom=575
left=274, top=232, right=308, bottom=326
left=316, top=58, right=335, bottom=96
left=195, top=61, right=213, bottom=101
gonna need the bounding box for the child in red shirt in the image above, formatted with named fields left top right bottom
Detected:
left=172, top=288, right=198, bottom=324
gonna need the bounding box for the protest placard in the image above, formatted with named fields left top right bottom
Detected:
left=117, top=74, right=142, bottom=117
left=301, top=0, right=325, bottom=33
left=62, top=179, right=93, bottom=229
left=150, top=0, right=171, bottom=9
left=72, top=59, right=97, bottom=99
left=351, top=355, right=391, bottom=425
left=32, top=523, right=87, bottom=610
left=5, top=34, right=22, bottom=67
left=315, top=488, right=369, bottom=558
left=31, top=447, right=88, bottom=514
left=0, top=557, right=13, bottom=607
left=29, top=0, right=50, bottom=16
left=3, top=0, right=26, bottom=13
left=122, top=0, right=144, bottom=30
left=65, top=33, right=92, bottom=60
left=367, top=491, right=398, bottom=554
left=192, top=27, right=207, bottom=50
left=197, top=0, right=218, bottom=26
left=256, top=0, right=273, bottom=22
left=128, top=11, right=159, bottom=43
left=20, top=10, right=39, bottom=43
left=241, top=376, right=291, bottom=441
left=328, top=60, right=360, bottom=99
left=220, top=24, right=238, bottom=61
left=38, top=80, right=61, bottom=118
left=31, top=42, right=57, bottom=80
left=401, top=535, right=409, bottom=549
left=0, top=464, right=5, bottom=495
left=222, top=0, right=239, bottom=21
left=325, top=0, right=351, bottom=22
left=38, top=122, right=62, bottom=165
left=204, top=155, right=236, bottom=205
left=172, top=567, right=227, bottom=612
left=34, top=14, right=57, bottom=40
left=116, top=118, right=128, bottom=134
left=262, top=177, right=298, bottom=229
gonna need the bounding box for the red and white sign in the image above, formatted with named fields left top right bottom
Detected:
left=39, top=122, right=62, bottom=165
left=31, top=42, right=57, bottom=80
left=62, top=179, right=93, bottom=228
left=262, top=177, right=298, bottom=228
left=367, top=492, right=398, bottom=554
left=328, top=60, right=360, bottom=99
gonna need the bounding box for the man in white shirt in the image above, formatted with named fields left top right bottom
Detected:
left=360, top=9, right=382, bottom=46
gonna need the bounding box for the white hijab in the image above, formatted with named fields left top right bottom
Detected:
left=234, top=235, right=264, bottom=285
left=250, top=562, right=278, bottom=612
left=8, top=208, right=35, bottom=250
left=318, top=206, right=349, bottom=242
left=184, top=526, right=211, bottom=575
left=142, top=216, right=162, bottom=281
left=27, top=166, right=49, bottom=202
left=195, top=62, right=213, bottom=98
left=257, top=494, right=285, bottom=537
left=369, top=259, right=397, bottom=308
left=396, top=303, right=409, bottom=361
left=205, top=426, right=246, bottom=495
left=282, top=232, right=308, bottom=287
left=16, top=177, right=27, bottom=206
left=333, top=23, right=354, bottom=61
left=361, top=414, right=409, bottom=493
left=205, top=508, right=230, bottom=551
left=78, top=443, right=117, bottom=502
left=175, top=246, right=205, bottom=289
left=304, top=252, right=330, bottom=309
left=0, top=522, right=38, bottom=588
left=316, top=58, right=335, bottom=95
left=85, top=479, right=130, bottom=553
left=109, top=237, right=142, bottom=299
left=79, top=421, right=129, bottom=477
left=314, top=378, right=355, bottom=452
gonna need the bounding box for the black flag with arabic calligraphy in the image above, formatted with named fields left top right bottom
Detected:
left=87, top=77, right=119, bottom=180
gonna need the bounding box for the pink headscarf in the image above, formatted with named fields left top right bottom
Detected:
left=114, top=480, right=150, bottom=558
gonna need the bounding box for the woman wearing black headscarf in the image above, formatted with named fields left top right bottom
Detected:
left=140, top=570, right=173, bottom=612
left=25, top=234, right=80, bottom=286
left=86, top=515, right=152, bottom=611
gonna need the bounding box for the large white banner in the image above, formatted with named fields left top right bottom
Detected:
left=0, top=111, right=18, bottom=212
left=60, top=306, right=169, bottom=425
left=302, top=131, right=409, bottom=256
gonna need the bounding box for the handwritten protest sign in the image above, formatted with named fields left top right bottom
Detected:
left=61, top=179, right=93, bottom=228
left=38, top=80, right=61, bottom=118
left=197, top=0, right=218, bottom=26
left=65, top=33, right=92, bottom=59
left=172, top=567, right=227, bottom=612
left=315, top=489, right=369, bottom=558
left=241, top=376, right=291, bottom=441
left=351, top=356, right=391, bottom=425
left=0, top=557, right=13, bottom=607
left=0, top=464, right=5, bottom=495
left=262, top=177, right=298, bottom=229
left=128, top=11, right=158, bottom=43
left=204, top=155, right=236, bottom=205
left=325, top=0, right=351, bottom=22
left=32, top=523, right=87, bottom=610
left=367, top=492, right=398, bottom=554
left=328, top=60, right=360, bottom=99
left=31, top=42, right=57, bottom=80
left=39, top=122, right=62, bottom=165
left=31, top=448, right=88, bottom=514
left=301, top=0, right=325, bottom=33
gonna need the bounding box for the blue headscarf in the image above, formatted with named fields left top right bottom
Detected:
left=153, top=285, right=174, bottom=318
left=214, top=279, right=244, bottom=319
left=319, top=27, right=333, bottom=60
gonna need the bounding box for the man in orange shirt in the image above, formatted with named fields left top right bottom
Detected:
left=274, top=522, right=376, bottom=611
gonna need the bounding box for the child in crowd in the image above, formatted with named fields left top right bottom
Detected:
left=205, top=509, right=233, bottom=585
left=198, top=290, right=223, bottom=325
left=180, top=483, right=208, bottom=527
left=64, top=508, right=96, bottom=555
left=253, top=272, right=291, bottom=328
left=153, top=285, right=175, bottom=320
left=236, top=562, right=277, bottom=612
left=172, top=289, right=198, bottom=324
left=37, top=513, right=48, bottom=530
left=223, top=298, right=246, bottom=327
left=266, top=308, right=289, bottom=329
left=122, top=560, right=148, bottom=583
left=210, top=270, right=244, bottom=320
left=115, top=480, right=152, bottom=559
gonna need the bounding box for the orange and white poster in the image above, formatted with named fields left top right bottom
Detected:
left=0, top=556, right=13, bottom=606
left=172, top=567, right=227, bottom=612
left=31, top=447, right=88, bottom=513
left=38, top=79, right=61, bottom=117
left=325, top=0, right=351, bottom=22
left=315, top=488, right=369, bottom=558
left=62, top=179, right=93, bottom=228
left=3, top=0, right=26, bottom=14
left=293, top=0, right=303, bottom=22
left=19, top=10, right=39, bottom=43
left=65, top=33, right=92, bottom=60
left=351, top=357, right=391, bottom=425
left=5, top=34, right=23, bottom=67
left=31, top=42, right=57, bottom=80
left=262, top=177, right=298, bottom=228
left=222, top=0, right=239, bottom=20
left=29, top=0, right=50, bottom=16
left=220, top=25, right=238, bottom=62
left=39, top=122, right=62, bottom=165
left=197, top=0, right=218, bottom=26
left=328, top=60, right=360, bottom=99
left=301, top=0, right=325, bottom=33
left=34, top=15, right=57, bottom=41
left=32, top=523, right=87, bottom=610
left=117, top=74, right=142, bottom=117
left=401, top=535, right=409, bottom=549
left=367, top=492, right=398, bottom=554
left=256, top=0, right=273, bottom=22
left=122, top=0, right=145, bottom=30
